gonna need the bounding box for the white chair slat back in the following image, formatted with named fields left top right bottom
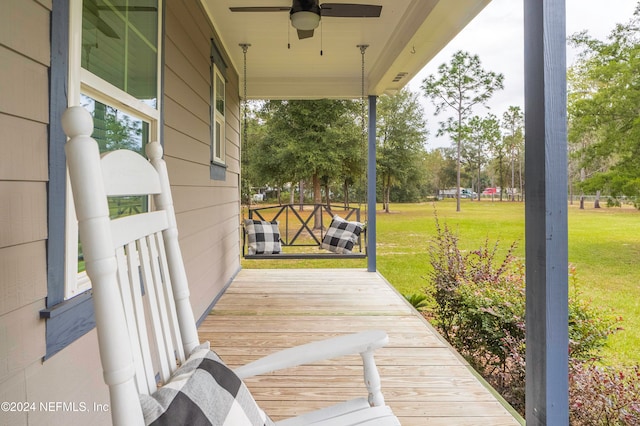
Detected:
left=115, top=246, right=151, bottom=394
left=124, top=241, right=158, bottom=395
left=62, top=106, right=200, bottom=424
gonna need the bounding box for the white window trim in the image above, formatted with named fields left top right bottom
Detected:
left=212, top=65, right=225, bottom=165
left=64, top=0, right=163, bottom=299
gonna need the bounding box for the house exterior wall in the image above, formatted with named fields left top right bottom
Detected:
left=0, top=3, right=108, bottom=426
left=0, top=1, right=240, bottom=424
left=164, top=0, right=242, bottom=320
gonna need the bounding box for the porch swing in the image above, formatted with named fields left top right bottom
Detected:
left=241, top=44, right=370, bottom=260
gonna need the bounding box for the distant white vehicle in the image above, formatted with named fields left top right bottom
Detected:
left=438, top=188, right=476, bottom=199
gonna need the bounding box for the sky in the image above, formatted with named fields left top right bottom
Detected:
left=406, top=0, right=639, bottom=149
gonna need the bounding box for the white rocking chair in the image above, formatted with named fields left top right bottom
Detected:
left=62, top=106, right=400, bottom=426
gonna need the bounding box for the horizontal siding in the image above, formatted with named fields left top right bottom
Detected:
left=0, top=114, right=48, bottom=181
left=164, top=0, right=241, bottom=318
left=27, top=330, right=111, bottom=426
left=0, top=242, right=47, bottom=317
left=176, top=202, right=239, bottom=245
left=0, top=4, right=111, bottom=426
left=163, top=97, right=210, bottom=146
left=172, top=185, right=240, bottom=213
left=0, top=3, right=52, bottom=425
left=165, top=2, right=210, bottom=83
left=164, top=36, right=209, bottom=106
left=0, top=46, right=49, bottom=123
left=163, top=124, right=209, bottom=165
left=187, top=232, right=241, bottom=318
left=0, top=0, right=50, bottom=67
left=165, top=66, right=210, bottom=124
left=0, top=300, right=45, bottom=383
left=0, top=181, right=48, bottom=249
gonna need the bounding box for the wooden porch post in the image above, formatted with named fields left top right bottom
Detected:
left=367, top=95, right=377, bottom=272
left=524, top=0, right=569, bottom=424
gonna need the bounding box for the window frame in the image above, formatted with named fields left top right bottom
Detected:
left=66, top=0, right=162, bottom=300
left=209, top=39, right=228, bottom=181
left=211, top=65, right=226, bottom=165
left=42, top=0, right=164, bottom=359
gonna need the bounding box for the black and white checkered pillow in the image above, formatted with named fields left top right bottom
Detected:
left=320, top=215, right=364, bottom=254
left=244, top=219, right=281, bottom=255
left=140, top=342, right=274, bottom=426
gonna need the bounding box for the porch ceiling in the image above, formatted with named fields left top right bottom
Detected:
left=200, top=0, right=492, bottom=99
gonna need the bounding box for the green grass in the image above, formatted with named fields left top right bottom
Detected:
left=242, top=199, right=640, bottom=367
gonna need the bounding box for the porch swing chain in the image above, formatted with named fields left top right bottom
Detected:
left=358, top=44, right=369, bottom=218
left=240, top=43, right=250, bottom=218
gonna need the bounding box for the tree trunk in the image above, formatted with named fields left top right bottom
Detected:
left=498, top=155, right=504, bottom=202
left=594, top=190, right=601, bottom=209
left=343, top=180, right=350, bottom=208
left=477, top=163, right=481, bottom=201
left=518, top=151, right=523, bottom=202
left=580, top=195, right=585, bottom=210
left=289, top=183, right=295, bottom=205
left=313, top=174, right=323, bottom=229
left=569, top=182, right=573, bottom=205
left=511, top=153, right=516, bottom=201
left=384, top=176, right=391, bottom=213
left=277, top=186, right=282, bottom=205
left=324, top=182, right=330, bottom=209
left=298, top=180, right=304, bottom=211
left=456, top=136, right=461, bottom=212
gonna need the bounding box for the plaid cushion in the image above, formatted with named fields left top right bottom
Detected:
left=320, top=215, right=364, bottom=254
left=244, top=220, right=281, bottom=255
left=140, top=342, right=274, bottom=426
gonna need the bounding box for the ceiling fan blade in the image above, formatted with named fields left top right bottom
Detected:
left=96, top=18, right=120, bottom=39
left=229, top=6, right=291, bottom=12
left=297, top=29, right=315, bottom=39
left=320, top=3, right=382, bottom=17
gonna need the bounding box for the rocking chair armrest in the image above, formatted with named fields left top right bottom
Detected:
left=234, top=330, right=388, bottom=379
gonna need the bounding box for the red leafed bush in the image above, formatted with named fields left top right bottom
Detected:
left=570, top=362, right=640, bottom=425
left=424, top=215, right=636, bottom=422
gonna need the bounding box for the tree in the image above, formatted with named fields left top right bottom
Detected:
left=88, top=101, right=143, bottom=153
left=422, top=51, right=504, bottom=211
left=376, top=89, right=428, bottom=212
left=462, top=114, right=501, bottom=200
left=501, top=106, right=524, bottom=201
left=426, top=148, right=458, bottom=198
left=255, top=99, right=361, bottom=226
left=568, top=6, right=640, bottom=207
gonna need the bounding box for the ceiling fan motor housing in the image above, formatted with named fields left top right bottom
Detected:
left=290, top=0, right=321, bottom=30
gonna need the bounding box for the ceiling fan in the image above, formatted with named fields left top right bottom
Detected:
left=229, top=1, right=382, bottom=39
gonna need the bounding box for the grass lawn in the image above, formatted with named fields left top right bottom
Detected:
left=242, top=199, right=640, bottom=367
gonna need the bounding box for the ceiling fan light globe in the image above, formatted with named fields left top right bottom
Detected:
left=290, top=11, right=320, bottom=31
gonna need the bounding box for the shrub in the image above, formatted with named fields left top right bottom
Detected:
left=570, top=362, right=640, bottom=425
left=425, top=217, right=625, bottom=418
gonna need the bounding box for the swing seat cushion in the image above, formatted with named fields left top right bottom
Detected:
left=140, top=342, right=274, bottom=426
left=321, top=215, right=364, bottom=254
left=244, top=219, right=282, bottom=255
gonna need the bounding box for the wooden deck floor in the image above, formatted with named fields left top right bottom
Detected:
left=198, top=269, right=522, bottom=425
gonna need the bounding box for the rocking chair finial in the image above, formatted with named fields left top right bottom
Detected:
left=61, top=106, right=93, bottom=138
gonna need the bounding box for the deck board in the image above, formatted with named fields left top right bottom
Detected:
left=199, top=269, right=522, bottom=425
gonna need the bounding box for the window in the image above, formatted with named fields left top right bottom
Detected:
left=64, top=0, right=161, bottom=299
left=210, top=40, right=227, bottom=180
left=211, top=65, right=225, bottom=165
left=43, top=0, right=161, bottom=358
left=74, top=95, right=150, bottom=280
